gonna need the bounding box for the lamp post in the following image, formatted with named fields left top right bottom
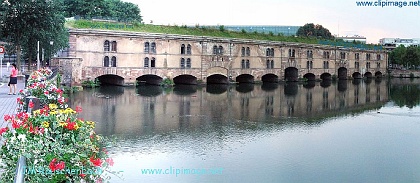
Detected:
left=49, top=41, right=54, bottom=66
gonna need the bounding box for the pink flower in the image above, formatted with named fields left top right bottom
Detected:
left=28, top=101, right=34, bottom=109
left=0, top=127, right=8, bottom=135
left=106, top=158, right=114, bottom=166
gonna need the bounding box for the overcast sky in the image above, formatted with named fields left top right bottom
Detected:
left=125, top=0, right=420, bottom=43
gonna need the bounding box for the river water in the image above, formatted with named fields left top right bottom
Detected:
left=69, top=78, right=420, bottom=183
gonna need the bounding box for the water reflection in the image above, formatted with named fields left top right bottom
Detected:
left=206, top=84, right=228, bottom=94
left=136, top=85, right=162, bottom=97
left=173, top=85, right=198, bottom=95
left=236, top=83, right=254, bottom=93
left=261, top=83, right=278, bottom=91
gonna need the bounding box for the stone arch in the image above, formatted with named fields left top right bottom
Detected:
left=262, top=74, right=278, bottom=83
left=207, top=66, right=228, bottom=77
left=236, top=74, right=254, bottom=83
left=303, top=73, right=316, bottom=81
left=173, top=75, right=197, bottom=85
left=374, top=71, right=383, bottom=77
left=320, top=73, right=332, bottom=80
left=364, top=72, right=373, bottom=78
left=207, top=74, right=228, bottom=84
left=352, top=72, right=362, bottom=79
left=285, top=67, right=298, bottom=82
left=96, top=74, right=124, bottom=86
left=338, top=67, right=348, bottom=80
left=137, top=74, right=163, bottom=85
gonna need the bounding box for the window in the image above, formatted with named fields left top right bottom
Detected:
left=186, top=58, right=191, bottom=68
left=246, top=47, right=250, bottom=56
left=355, top=53, right=360, bottom=60
left=323, top=51, right=330, bottom=59
left=307, top=61, right=313, bottom=69
left=151, top=57, right=156, bottom=68
left=266, top=48, right=274, bottom=57
left=104, top=40, right=110, bottom=51
left=307, top=50, right=313, bottom=59
left=271, top=48, right=274, bottom=57
left=144, top=42, right=150, bottom=53
left=366, top=53, right=371, bottom=60
left=144, top=57, right=149, bottom=68
left=103, top=56, right=109, bottom=67
left=241, top=47, right=245, bottom=56
left=151, top=42, right=156, bottom=53
left=376, top=54, right=381, bottom=60
left=246, top=60, right=250, bottom=69
left=288, top=49, right=295, bottom=57
left=355, top=62, right=359, bottom=69
left=187, top=44, right=191, bottom=55
left=180, top=58, right=185, bottom=68
left=266, top=60, right=274, bottom=69
left=366, top=62, right=371, bottom=69
left=111, top=56, right=116, bottom=67
left=111, top=41, right=117, bottom=52
left=181, top=44, right=185, bottom=54
left=213, top=46, right=218, bottom=55
left=377, top=62, right=380, bottom=68
left=218, top=46, right=224, bottom=54
left=241, top=59, right=250, bottom=69
left=323, top=61, right=329, bottom=69
left=340, top=52, right=346, bottom=59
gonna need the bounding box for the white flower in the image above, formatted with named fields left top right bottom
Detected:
left=17, top=134, right=26, bottom=142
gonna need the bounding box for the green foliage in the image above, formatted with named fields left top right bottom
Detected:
left=331, top=74, right=337, bottom=81
left=219, top=25, right=225, bottom=32
left=56, top=73, right=62, bottom=87
left=390, top=83, right=420, bottom=108
left=390, top=45, right=420, bottom=69
left=410, top=73, right=415, bottom=78
left=82, top=78, right=101, bottom=88
left=160, top=78, right=174, bottom=87
left=296, top=23, right=334, bottom=40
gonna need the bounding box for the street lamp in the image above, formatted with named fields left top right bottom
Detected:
left=49, top=41, right=54, bottom=66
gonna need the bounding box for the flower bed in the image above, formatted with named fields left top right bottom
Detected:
left=0, top=68, right=115, bottom=183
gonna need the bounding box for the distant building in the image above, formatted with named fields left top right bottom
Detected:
left=335, top=35, right=367, bottom=43
left=379, top=38, right=420, bottom=50
left=201, top=25, right=301, bottom=36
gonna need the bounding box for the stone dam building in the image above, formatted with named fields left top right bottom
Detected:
left=52, top=29, right=388, bottom=86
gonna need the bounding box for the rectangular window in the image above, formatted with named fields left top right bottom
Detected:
left=186, top=58, right=191, bottom=68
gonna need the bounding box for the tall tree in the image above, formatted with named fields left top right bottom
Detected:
left=0, top=0, right=68, bottom=71
left=296, top=23, right=334, bottom=39
left=403, top=46, right=420, bottom=69
left=389, top=45, right=406, bottom=66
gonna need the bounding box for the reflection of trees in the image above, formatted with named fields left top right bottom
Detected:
left=390, top=85, right=420, bottom=108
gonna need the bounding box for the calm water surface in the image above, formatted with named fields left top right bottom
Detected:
left=69, top=78, right=420, bottom=183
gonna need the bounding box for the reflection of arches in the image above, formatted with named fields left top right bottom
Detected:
left=320, top=73, right=332, bottom=80
left=236, top=74, right=254, bottom=83
left=173, top=75, right=197, bottom=85
left=262, top=74, right=278, bottom=83
left=303, top=73, right=316, bottom=81
left=96, top=74, right=124, bottom=86
left=352, top=72, right=362, bottom=79
left=338, top=67, right=347, bottom=80
left=352, top=79, right=361, bottom=85
left=261, top=83, right=278, bottom=91
left=364, top=72, right=373, bottom=78
left=137, top=75, right=163, bottom=85
left=207, top=74, right=228, bottom=84
left=206, top=84, right=228, bottom=94
left=98, top=85, right=124, bottom=96
left=303, top=81, right=315, bottom=89
left=136, top=85, right=163, bottom=97
left=374, top=71, right=382, bottom=77
left=337, top=80, right=347, bottom=92
left=284, top=82, right=298, bottom=96
left=320, top=80, right=331, bottom=88
left=236, top=84, right=254, bottom=93
left=173, top=85, right=197, bottom=95
left=285, top=67, right=298, bottom=82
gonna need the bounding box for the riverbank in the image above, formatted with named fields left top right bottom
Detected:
left=389, top=69, right=420, bottom=78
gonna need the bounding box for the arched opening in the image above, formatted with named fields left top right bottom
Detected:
left=338, top=67, right=348, bottom=80
left=285, top=67, right=298, bottom=82
left=352, top=72, right=362, bottom=79
left=320, top=73, right=332, bottom=81
left=303, top=73, right=316, bottom=81
left=236, top=74, right=254, bottom=83
left=262, top=74, right=278, bottom=83
left=364, top=72, right=373, bottom=78
left=375, top=71, right=382, bottom=77
left=96, top=74, right=124, bottom=86
left=207, top=74, right=228, bottom=84
left=173, top=75, right=197, bottom=85
left=137, top=75, right=163, bottom=85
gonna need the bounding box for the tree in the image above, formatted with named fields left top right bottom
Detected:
left=296, top=23, right=334, bottom=40
left=403, top=46, right=420, bottom=69
left=389, top=45, right=406, bottom=67
left=0, top=0, right=68, bottom=71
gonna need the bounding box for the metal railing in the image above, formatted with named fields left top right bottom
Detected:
left=14, top=155, right=26, bottom=183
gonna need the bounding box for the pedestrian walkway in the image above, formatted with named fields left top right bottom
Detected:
left=0, top=67, right=25, bottom=128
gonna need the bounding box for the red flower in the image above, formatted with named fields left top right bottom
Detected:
left=65, top=122, right=77, bottom=130
left=106, top=158, right=114, bottom=166
left=0, top=127, right=8, bottom=135
left=80, top=173, right=86, bottom=178
left=49, top=158, right=65, bottom=172
left=28, top=101, right=34, bottom=109
left=75, top=106, right=83, bottom=113
left=44, top=91, right=49, bottom=95
left=90, top=156, right=102, bottom=167
left=3, top=114, right=12, bottom=121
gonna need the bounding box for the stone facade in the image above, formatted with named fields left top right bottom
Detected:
left=55, top=29, right=388, bottom=86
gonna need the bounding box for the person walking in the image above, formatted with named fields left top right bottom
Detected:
left=8, top=63, right=18, bottom=95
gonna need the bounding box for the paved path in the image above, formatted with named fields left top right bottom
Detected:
left=0, top=67, right=25, bottom=128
